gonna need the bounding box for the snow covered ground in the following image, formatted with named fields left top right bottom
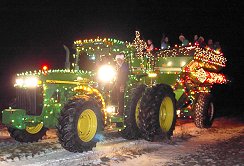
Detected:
left=0, top=117, right=243, bottom=166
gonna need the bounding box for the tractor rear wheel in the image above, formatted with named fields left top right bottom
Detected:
left=121, top=84, right=146, bottom=139
left=57, top=97, right=104, bottom=152
left=8, top=123, right=47, bottom=142
left=193, top=93, right=214, bottom=128
left=139, top=84, right=176, bottom=141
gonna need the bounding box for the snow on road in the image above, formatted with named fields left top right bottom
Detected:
left=0, top=117, right=243, bottom=166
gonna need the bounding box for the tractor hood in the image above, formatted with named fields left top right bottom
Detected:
left=14, top=69, right=95, bottom=88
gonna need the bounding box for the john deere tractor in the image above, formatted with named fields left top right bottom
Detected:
left=2, top=31, right=227, bottom=152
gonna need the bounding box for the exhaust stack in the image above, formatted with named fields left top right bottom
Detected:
left=63, top=45, right=70, bottom=70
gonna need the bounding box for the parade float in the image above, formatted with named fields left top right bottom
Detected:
left=2, top=31, right=227, bottom=152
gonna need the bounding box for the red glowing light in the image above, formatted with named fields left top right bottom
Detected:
left=42, top=65, right=48, bottom=71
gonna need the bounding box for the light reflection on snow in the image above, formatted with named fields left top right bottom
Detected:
left=94, top=133, right=105, bottom=142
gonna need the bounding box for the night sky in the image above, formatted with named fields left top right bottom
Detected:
left=0, top=0, right=243, bottom=115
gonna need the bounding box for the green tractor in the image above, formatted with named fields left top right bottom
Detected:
left=2, top=31, right=227, bottom=152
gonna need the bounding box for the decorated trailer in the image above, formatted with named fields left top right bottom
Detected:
left=2, top=31, right=227, bottom=152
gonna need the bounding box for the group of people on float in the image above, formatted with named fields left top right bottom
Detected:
left=146, top=34, right=222, bottom=52
left=113, top=34, right=222, bottom=116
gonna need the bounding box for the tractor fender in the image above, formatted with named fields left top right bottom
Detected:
left=73, top=86, right=106, bottom=121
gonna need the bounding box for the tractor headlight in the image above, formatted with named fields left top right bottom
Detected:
left=15, top=77, right=40, bottom=88
left=98, top=65, right=116, bottom=83
left=15, top=78, right=24, bottom=87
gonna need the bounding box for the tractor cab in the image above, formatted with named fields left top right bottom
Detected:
left=73, top=38, right=129, bottom=69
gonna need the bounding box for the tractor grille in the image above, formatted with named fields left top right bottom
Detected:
left=16, top=87, right=43, bottom=115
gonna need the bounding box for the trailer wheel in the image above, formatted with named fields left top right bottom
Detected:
left=8, top=123, right=47, bottom=142
left=121, top=84, right=146, bottom=139
left=139, top=84, right=176, bottom=141
left=57, top=97, right=104, bottom=152
left=193, top=93, right=214, bottom=128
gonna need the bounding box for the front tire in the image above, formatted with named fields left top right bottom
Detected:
left=121, top=84, right=146, bottom=139
left=57, top=97, right=104, bottom=152
left=139, top=84, right=176, bottom=141
left=8, top=123, right=47, bottom=142
left=193, top=93, right=214, bottom=128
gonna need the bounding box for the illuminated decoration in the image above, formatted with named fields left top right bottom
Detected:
left=176, top=110, right=181, bottom=117
left=167, top=61, right=173, bottom=66
left=194, top=47, right=227, bottom=67
left=129, top=31, right=156, bottom=74
left=132, top=31, right=147, bottom=57
left=194, top=68, right=207, bottom=83
left=193, top=68, right=227, bottom=84
left=181, top=61, right=186, bottom=67
left=74, top=37, right=124, bottom=46
left=74, top=36, right=131, bottom=61
left=17, top=69, right=94, bottom=77
left=157, top=46, right=227, bottom=67
left=5, top=68, right=95, bottom=130
left=3, top=31, right=228, bottom=132
left=148, top=72, right=157, bottom=78
left=130, top=31, right=227, bottom=85
left=206, top=72, right=227, bottom=84
left=157, top=46, right=195, bottom=58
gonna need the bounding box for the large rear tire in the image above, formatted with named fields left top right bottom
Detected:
left=121, top=84, right=146, bottom=139
left=8, top=123, right=47, bottom=142
left=57, top=97, right=104, bottom=152
left=193, top=93, right=214, bottom=128
left=139, top=84, right=176, bottom=141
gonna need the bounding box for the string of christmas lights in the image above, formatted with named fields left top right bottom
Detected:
left=131, top=31, right=148, bottom=58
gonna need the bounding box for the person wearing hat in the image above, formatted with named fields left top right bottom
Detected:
left=179, top=34, right=189, bottom=46
left=113, top=53, right=129, bottom=116
left=198, top=36, right=207, bottom=48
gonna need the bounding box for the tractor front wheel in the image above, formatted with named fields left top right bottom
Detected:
left=8, top=123, right=47, bottom=142
left=57, top=97, right=104, bottom=153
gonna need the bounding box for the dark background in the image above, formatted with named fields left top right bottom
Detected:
left=0, top=0, right=243, bottom=117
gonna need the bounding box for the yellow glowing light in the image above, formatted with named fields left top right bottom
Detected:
left=106, top=106, right=116, bottom=114
left=97, top=65, right=116, bottom=82
left=181, top=61, right=186, bottom=67
left=15, top=78, right=24, bottom=87
left=167, top=61, right=172, bottom=66
left=176, top=110, right=181, bottom=115
left=25, top=77, right=38, bottom=87
left=15, top=77, right=39, bottom=88
left=148, top=72, right=157, bottom=77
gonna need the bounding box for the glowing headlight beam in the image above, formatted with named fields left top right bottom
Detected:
left=98, top=65, right=116, bottom=82
left=24, top=77, right=38, bottom=87
left=15, top=77, right=39, bottom=88
left=15, top=79, right=24, bottom=87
